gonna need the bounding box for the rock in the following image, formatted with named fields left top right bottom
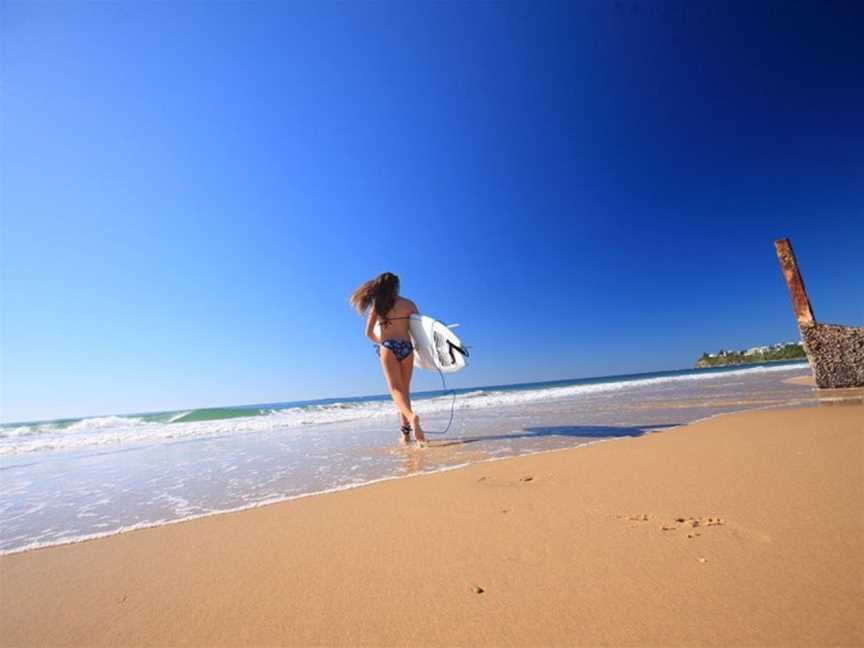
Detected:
left=801, top=323, right=864, bottom=388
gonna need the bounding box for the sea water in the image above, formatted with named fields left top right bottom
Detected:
left=0, top=362, right=819, bottom=554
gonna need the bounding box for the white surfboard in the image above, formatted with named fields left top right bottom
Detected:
left=409, top=314, right=469, bottom=373
left=375, top=314, right=469, bottom=373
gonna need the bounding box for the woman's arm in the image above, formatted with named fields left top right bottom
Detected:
left=365, top=308, right=380, bottom=344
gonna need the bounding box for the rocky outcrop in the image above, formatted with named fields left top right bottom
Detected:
left=800, top=323, right=864, bottom=389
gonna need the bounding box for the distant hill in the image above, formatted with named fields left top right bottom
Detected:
left=696, top=343, right=806, bottom=368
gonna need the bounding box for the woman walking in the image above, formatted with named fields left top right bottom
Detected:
left=350, top=272, right=426, bottom=445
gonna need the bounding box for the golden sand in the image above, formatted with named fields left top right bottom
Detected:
left=785, top=374, right=816, bottom=386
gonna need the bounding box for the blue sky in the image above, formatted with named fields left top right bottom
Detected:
left=2, top=1, right=862, bottom=422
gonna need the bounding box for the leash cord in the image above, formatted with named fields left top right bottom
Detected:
left=436, top=366, right=457, bottom=435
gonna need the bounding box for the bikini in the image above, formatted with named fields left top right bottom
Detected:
left=376, top=315, right=414, bottom=362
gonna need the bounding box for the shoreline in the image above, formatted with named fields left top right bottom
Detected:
left=0, top=427, right=667, bottom=558
left=2, top=402, right=861, bottom=646
left=1, top=389, right=827, bottom=559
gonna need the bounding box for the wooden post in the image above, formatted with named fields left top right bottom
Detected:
left=774, top=238, right=815, bottom=326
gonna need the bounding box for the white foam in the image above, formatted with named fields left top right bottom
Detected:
left=423, top=362, right=809, bottom=412
left=65, top=416, right=146, bottom=432
left=0, top=363, right=808, bottom=457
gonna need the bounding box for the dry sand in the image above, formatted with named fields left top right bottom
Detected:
left=785, top=374, right=816, bottom=386
left=2, top=404, right=862, bottom=647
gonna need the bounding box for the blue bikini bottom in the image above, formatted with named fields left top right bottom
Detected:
left=378, top=338, right=414, bottom=362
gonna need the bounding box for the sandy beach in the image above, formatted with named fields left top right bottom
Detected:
left=1, top=402, right=862, bottom=647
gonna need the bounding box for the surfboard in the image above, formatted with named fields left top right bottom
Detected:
left=374, top=314, right=469, bottom=373
left=409, top=314, right=469, bottom=373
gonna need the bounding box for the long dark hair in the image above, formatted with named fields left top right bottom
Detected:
left=350, top=272, right=400, bottom=323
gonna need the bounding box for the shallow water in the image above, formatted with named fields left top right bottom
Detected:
left=0, top=363, right=822, bottom=554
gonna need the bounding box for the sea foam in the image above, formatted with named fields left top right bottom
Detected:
left=0, top=362, right=807, bottom=457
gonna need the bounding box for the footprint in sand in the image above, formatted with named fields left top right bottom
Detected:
left=638, top=514, right=770, bottom=544
left=520, top=475, right=534, bottom=482
left=621, top=514, right=725, bottom=535
left=663, top=516, right=724, bottom=534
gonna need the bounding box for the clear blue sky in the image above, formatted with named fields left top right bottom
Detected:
left=2, top=1, right=862, bottom=423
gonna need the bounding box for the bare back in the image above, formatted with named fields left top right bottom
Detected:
left=378, top=297, right=417, bottom=341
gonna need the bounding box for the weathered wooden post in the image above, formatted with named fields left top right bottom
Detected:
left=774, top=238, right=864, bottom=389
left=774, top=238, right=815, bottom=326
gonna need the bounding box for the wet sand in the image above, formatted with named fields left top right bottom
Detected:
left=1, top=404, right=862, bottom=646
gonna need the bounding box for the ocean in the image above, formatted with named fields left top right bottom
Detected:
left=0, top=362, right=816, bottom=555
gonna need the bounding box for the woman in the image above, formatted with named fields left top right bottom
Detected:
left=350, top=272, right=426, bottom=445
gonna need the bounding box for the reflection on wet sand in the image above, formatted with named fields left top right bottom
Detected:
left=394, top=441, right=490, bottom=474
left=392, top=424, right=672, bottom=475
left=814, top=389, right=864, bottom=407
left=628, top=397, right=815, bottom=411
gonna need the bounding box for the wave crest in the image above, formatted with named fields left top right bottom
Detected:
left=0, top=362, right=807, bottom=456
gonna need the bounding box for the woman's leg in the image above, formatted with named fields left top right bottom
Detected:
left=379, top=350, right=416, bottom=428
left=399, top=353, right=424, bottom=442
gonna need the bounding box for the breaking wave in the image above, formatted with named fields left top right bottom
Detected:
left=0, top=362, right=807, bottom=456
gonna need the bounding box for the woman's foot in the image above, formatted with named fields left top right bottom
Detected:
left=411, top=414, right=426, bottom=446
left=399, top=425, right=412, bottom=445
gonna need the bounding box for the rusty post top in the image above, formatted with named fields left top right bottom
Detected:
left=775, top=238, right=815, bottom=326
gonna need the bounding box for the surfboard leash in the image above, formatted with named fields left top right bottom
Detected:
left=436, top=365, right=458, bottom=435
